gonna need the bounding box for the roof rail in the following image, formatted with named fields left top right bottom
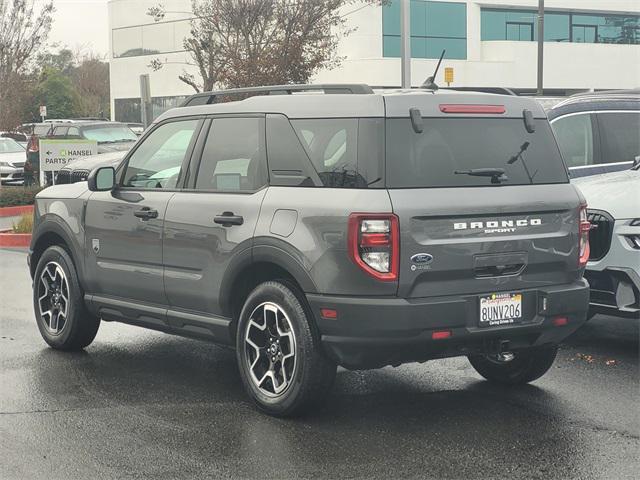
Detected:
left=181, top=83, right=374, bottom=107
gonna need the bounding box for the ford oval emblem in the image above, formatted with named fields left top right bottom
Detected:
left=411, top=253, right=433, bottom=265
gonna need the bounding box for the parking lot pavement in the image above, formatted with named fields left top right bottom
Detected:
left=1, top=248, right=638, bottom=480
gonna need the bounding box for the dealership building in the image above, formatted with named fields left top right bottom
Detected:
left=108, top=0, right=640, bottom=122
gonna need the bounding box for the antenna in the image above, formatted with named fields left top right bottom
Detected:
left=421, top=50, right=446, bottom=90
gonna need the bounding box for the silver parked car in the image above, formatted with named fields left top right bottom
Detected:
left=573, top=165, right=640, bottom=318
left=0, top=137, right=26, bottom=185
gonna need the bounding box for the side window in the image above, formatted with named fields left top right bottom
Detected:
left=52, top=126, right=69, bottom=137
left=293, top=119, right=356, bottom=175
left=34, top=125, right=50, bottom=136
left=67, top=127, right=81, bottom=137
left=551, top=113, right=595, bottom=168
left=194, top=117, right=267, bottom=192
left=597, top=112, right=640, bottom=164
left=122, top=119, right=199, bottom=189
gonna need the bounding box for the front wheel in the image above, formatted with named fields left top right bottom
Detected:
left=468, top=346, right=558, bottom=385
left=236, top=281, right=336, bottom=417
left=32, top=246, right=100, bottom=350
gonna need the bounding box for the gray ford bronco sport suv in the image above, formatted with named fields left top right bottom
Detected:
left=29, top=84, right=590, bottom=416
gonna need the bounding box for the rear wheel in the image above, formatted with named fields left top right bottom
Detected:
left=468, top=346, right=558, bottom=385
left=236, top=281, right=336, bottom=417
left=33, top=246, right=100, bottom=350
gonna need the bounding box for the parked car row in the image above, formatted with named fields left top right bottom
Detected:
left=20, top=119, right=138, bottom=185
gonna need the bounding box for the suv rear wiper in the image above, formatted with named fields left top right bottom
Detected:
left=507, top=141, right=536, bottom=184
left=454, top=168, right=509, bottom=184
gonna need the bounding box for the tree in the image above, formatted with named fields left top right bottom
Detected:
left=148, top=0, right=375, bottom=93
left=71, top=53, right=111, bottom=118
left=0, top=0, right=54, bottom=129
left=37, top=47, right=75, bottom=74
left=33, top=69, right=81, bottom=119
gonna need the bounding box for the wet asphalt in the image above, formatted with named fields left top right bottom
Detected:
left=1, top=247, right=638, bottom=479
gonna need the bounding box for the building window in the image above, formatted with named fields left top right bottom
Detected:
left=382, top=1, right=467, bottom=60
left=113, top=19, right=190, bottom=58
left=481, top=8, right=640, bottom=44
left=506, top=22, right=533, bottom=41
left=114, top=96, right=187, bottom=123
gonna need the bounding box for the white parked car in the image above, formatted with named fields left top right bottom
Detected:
left=573, top=165, right=640, bottom=319
left=0, top=137, right=26, bottom=185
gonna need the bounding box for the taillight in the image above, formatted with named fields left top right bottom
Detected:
left=27, top=135, right=39, bottom=153
left=579, top=204, right=591, bottom=267
left=348, top=213, right=399, bottom=281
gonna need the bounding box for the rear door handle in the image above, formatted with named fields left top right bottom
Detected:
left=214, top=212, right=244, bottom=227
left=134, top=207, right=158, bottom=220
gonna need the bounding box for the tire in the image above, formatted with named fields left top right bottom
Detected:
left=32, top=245, right=100, bottom=351
left=468, top=345, right=558, bottom=385
left=236, top=280, right=337, bottom=417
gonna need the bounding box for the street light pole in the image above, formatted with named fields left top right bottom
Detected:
left=400, top=0, right=411, bottom=89
left=536, top=0, right=544, bottom=96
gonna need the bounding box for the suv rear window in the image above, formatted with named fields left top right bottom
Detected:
left=386, top=118, right=568, bottom=188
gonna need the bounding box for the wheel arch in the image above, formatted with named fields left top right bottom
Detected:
left=221, top=244, right=318, bottom=342
left=30, top=218, right=84, bottom=288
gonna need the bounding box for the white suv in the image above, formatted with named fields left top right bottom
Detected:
left=573, top=164, right=640, bottom=319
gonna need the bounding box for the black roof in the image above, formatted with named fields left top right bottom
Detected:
left=547, top=89, right=640, bottom=121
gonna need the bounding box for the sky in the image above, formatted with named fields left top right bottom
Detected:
left=40, top=0, right=110, bottom=56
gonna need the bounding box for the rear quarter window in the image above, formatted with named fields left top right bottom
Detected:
left=290, top=118, right=383, bottom=188
left=386, top=117, right=568, bottom=188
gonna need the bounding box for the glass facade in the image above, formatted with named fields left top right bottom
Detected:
left=481, top=9, right=640, bottom=44
left=114, top=96, right=188, bottom=123
left=112, top=19, right=190, bottom=58
left=383, top=1, right=467, bottom=59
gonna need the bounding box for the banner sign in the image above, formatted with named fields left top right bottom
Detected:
left=39, top=139, right=98, bottom=172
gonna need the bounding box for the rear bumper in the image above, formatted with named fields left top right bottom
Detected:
left=307, top=280, right=589, bottom=369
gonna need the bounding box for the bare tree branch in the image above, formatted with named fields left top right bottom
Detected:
left=147, top=0, right=378, bottom=94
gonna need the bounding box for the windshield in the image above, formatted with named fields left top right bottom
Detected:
left=386, top=118, right=568, bottom=188
left=0, top=138, right=25, bottom=153
left=82, top=125, right=138, bottom=143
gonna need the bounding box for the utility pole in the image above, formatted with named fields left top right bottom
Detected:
left=536, top=0, right=544, bottom=96
left=400, top=0, right=411, bottom=89
left=140, top=74, right=153, bottom=128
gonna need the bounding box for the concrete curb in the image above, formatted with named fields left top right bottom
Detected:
left=0, top=232, right=31, bottom=247
left=0, top=205, right=34, bottom=218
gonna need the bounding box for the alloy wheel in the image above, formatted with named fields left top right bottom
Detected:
left=37, top=261, right=69, bottom=335
left=244, top=302, right=297, bottom=397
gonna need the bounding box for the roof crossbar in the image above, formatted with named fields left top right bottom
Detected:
left=181, top=84, right=374, bottom=107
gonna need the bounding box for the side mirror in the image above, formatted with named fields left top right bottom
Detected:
left=88, top=166, right=116, bottom=191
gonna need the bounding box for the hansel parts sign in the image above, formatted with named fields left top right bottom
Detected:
left=39, top=139, right=98, bottom=172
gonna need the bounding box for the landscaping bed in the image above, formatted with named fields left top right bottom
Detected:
left=0, top=212, right=33, bottom=248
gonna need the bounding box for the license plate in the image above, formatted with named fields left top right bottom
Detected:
left=479, top=292, right=522, bottom=327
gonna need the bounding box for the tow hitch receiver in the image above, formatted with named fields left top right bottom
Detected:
left=485, top=339, right=511, bottom=356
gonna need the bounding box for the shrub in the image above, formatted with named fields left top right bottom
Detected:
left=0, top=186, right=43, bottom=208
left=12, top=213, right=34, bottom=233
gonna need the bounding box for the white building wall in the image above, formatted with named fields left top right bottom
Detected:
left=108, top=0, right=640, bottom=119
